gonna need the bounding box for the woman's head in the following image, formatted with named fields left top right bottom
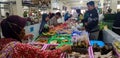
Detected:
left=1, top=15, right=27, bottom=42
left=76, top=9, right=81, bottom=14
left=42, top=13, right=49, bottom=21
left=55, top=12, right=61, bottom=19
left=49, top=13, right=55, bottom=19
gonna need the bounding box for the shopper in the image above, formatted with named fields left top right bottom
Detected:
left=0, top=15, right=71, bottom=58
left=64, top=11, right=71, bottom=21
left=107, top=7, right=112, bottom=14
left=112, top=12, right=120, bottom=35
left=48, top=13, right=55, bottom=19
left=76, top=9, right=83, bottom=21
left=48, top=12, right=62, bottom=26
left=83, top=1, right=99, bottom=39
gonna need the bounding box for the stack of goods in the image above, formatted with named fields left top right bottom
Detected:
left=42, top=23, right=68, bottom=36
left=92, top=43, right=113, bottom=58
left=66, top=31, right=90, bottom=58
left=67, top=41, right=90, bottom=58
left=113, top=40, right=120, bottom=57
left=72, top=31, right=89, bottom=45
left=57, top=29, right=72, bottom=34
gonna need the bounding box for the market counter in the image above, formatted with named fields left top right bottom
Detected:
left=103, top=29, right=120, bottom=43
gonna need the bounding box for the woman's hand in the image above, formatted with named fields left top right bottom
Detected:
left=23, top=34, right=34, bottom=40
left=49, top=25, right=54, bottom=28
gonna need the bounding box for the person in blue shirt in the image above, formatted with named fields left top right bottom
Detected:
left=64, top=11, right=71, bottom=21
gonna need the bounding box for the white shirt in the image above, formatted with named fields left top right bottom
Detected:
left=57, top=17, right=64, bottom=23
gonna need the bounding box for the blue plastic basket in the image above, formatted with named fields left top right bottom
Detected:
left=90, top=40, right=105, bottom=47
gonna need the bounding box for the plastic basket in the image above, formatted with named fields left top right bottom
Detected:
left=90, top=40, right=105, bottom=47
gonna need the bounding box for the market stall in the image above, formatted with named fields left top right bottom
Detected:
left=26, top=18, right=119, bottom=58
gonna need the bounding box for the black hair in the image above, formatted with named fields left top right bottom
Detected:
left=56, top=12, right=61, bottom=17
left=1, top=20, right=22, bottom=42
left=87, top=1, right=95, bottom=6
left=49, top=13, right=55, bottom=19
left=6, top=12, right=9, bottom=17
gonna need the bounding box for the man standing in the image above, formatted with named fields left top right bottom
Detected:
left=84, top=1, right=99, bottom=39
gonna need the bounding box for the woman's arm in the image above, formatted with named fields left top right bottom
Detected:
left=0, top=41, right=70, bottom=58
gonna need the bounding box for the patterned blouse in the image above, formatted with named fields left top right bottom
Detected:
left=0, top=39, right=62, bottom=58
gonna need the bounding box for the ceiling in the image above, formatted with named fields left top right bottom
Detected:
left=60, top=0, right=100, bottom=8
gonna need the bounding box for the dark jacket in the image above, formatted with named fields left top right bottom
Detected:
left=113, top=12, right=120, bottom=28
left=84, top=8, right=99, bottom=32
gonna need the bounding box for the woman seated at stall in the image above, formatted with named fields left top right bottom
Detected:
left=39, top=13, right=55, bottom=34
left=48, top=12, right=64, bottom=27
left=0, top=15, right=71, bottom=58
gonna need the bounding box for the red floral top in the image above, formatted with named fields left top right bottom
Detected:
left=0, top=39, right=62, bottom=58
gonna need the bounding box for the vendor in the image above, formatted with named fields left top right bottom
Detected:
left=39, top=13, right=56, bottom=34
left=0, top=15, right=71, bottom=58
left=48, top=12, right=63, bottom=27
left=112, top=12, right=120, bottom=35
left=39, top=13, right=49, bottom=34
left=83, top=1, right=99, bottom=39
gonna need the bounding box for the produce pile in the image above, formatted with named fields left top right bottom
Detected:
left=42, top=23, right=68, bottom=36
left=92, top=43, right=113, bottom=58
left=66, top=31, right=90, bottom=58
left=48, top=34, right=71, bottom=45
left=37, top=36, right=49, bottom=44
left=67, top=41, right=89, bottom=58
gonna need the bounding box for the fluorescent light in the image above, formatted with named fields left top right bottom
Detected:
left=39, top=10, right=41, bottom=11
left=80, top=0, right=83, bottom=4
